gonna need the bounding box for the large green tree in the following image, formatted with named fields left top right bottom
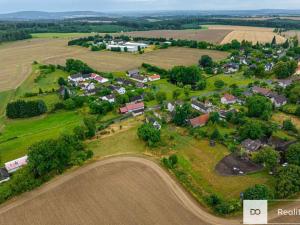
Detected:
left=199, top=55, right=213, bottom=68
left=286, top=143, right=300, bottom=166
left=172, top=103, right=192, bottom=126
left=246, top=95, right=273, bottom=120
left=170, top=65, right=202, bottom=85
left=243, top=184, right=273, bottom=200
left=275, top=165, right=300, bottom=199
left=137, top=123, right=161, bottom=147
left=252, top=147, right=279, bottom=171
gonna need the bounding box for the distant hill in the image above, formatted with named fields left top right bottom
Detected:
left=0, top=10, right=300, bottom=21
left=0, top=11, right=107, bottom=20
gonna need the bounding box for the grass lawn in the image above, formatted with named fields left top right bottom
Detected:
left=31, top=33, right=92, bottom=39
left=0, top=90, right=14, bottom=117
left=88, top=117, right=147, bottom=157
left=88, top=118, right=271, bottom=200
left=151, top=79, right=179, bottom=100
left=15, top=65, right=69, bottom=96
left=0, top=111, right=83, bottom=164
left=272, top=112, right=300, bottom=130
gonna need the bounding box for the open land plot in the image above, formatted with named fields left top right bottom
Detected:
left=283, top=30, right=300, bottom=41
left=89, top=122, right=270, bottom=200
left=0, top=38, right=228, bottom=91
left=272, top=112, right=300, bottom=130
left=0, top=156, right=240, bottom=225
left=121, top=29, right=232, bottom=44
left=0, top=111, right=83, bottom=164
left=206, top=25, right=286, bottom=44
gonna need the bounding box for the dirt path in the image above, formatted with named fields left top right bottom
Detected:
left=0, top=156, right=242, bottom=225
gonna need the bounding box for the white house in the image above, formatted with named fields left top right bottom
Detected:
left=5, top=155, right=28, bottom=173
left=191, top=100, right=213, bottom=114
left=269, top=94, right=287, bottom=108
left=68, top=73, right=91, bottom=85
left=101, top=94, right=115, bottom=103
left=148, top=74, right=161, bottom=82
left=91, top=73, right=109, bottom=84
left=221, top=93, right=237, bottom=105
left=130, top=74, right=148, bottom=83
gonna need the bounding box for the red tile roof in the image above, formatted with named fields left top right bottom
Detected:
left=223, top=93, right=236, bottom=102
left=190, top=114, right=209, bottom=127
left=252, top=86, right=271, bottom=96
left=120, top=102, right=144, bottom=114
left=149, top=74, right=160, bottom=80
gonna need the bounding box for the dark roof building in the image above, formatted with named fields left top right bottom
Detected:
left=241, top=139, right=262, bottom=152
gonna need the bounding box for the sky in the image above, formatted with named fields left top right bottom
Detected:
left=0, top=0, right=299, bottom=13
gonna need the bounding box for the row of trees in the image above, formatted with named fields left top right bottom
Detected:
left=0, top=131, right=93, bottom=204
left=6, top=100, right=47, bottom=119
left=0, top=30, right=31, bottom=43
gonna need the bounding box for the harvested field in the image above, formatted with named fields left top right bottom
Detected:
left=206, top=25, right=286, bottom=44
left=0, top=38, right=228, bottom=91
left=283, top=30, right=300, bottom=41
left=0, top=157, right=240, bottom=225
left=122, top=29, right=232, bottom=44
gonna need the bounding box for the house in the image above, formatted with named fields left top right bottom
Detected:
left=191, top=100, right=213, bottom=113
left=91, top=73, right=109, bottom=83
left=221, top=93, right=237, bottom=105
left=167, top=101, right=184, bottom=112
left=115, top=78, right=134, bottom=86
left=135, top=82, right=148, bottom=89
left=189, top=114, right=209, bottom=128
left=127, top=69, right=140, bottom=77
left=223, top=63, right=239, bottom=74
left=146, top=117, right=161, bottom=130
left=219, top=109, right=237, bottom=120
left=148, top=74, right=161, bottom=82
left=0, top=168, right=10, bottom=184
left=264, top=63, right=274, bottom=72
left=252, top=86, right=271, bottom=97
left=267, top=136, right=297, bottom=152
left=277, top=79, right=292, bottom=89
left=119, top=102, right=145, bottom=115
left=130, top=95, right=144, bottom=103
left=241, top=139, right=262, bottom=153
left=130, top=74, right=148, bottom=83
left=108, top=85, right=126, bottom=95
left=83, top=82, right=96, bottom=91
left=269, top=93, right=287, bottom=107
left=101, top=94, right=115, bottom=103
left=5, top=155, right=28, bottom=173
left=68, top=73, right=91, bottom=84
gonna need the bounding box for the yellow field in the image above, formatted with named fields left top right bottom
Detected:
left=0, top=38, right=228, bottom=91
left=122, top=29, right=231, bottom=44
left=206, top=25, right=286, bottom=44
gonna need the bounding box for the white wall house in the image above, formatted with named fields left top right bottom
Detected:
left=5, top=155, right=28, bottom=173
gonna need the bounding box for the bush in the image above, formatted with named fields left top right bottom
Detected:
left=137, top=123, right=161, bottom=147
left=243, top=184, right=274, bottom=200
left=286, top=143, right=300, bottom=166
left=275, top=165, right=300, bottom=199
left=162, top=154, right=178, bottom=169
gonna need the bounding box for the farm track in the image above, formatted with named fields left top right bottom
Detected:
left=0, top=156, right=242, bottom=225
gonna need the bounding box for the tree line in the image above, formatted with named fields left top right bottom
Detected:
left=6, top=100, right=47, bottom=119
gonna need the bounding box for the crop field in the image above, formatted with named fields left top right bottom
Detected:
left=122, top=29, right=232, bottom=44
left=0, top=156, right=228, bottom=225
left=283, top=30, right=300, bottom=41
left=206, top=25, right=286, bottom=44
left=0, top=37, right=228, bottom=91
